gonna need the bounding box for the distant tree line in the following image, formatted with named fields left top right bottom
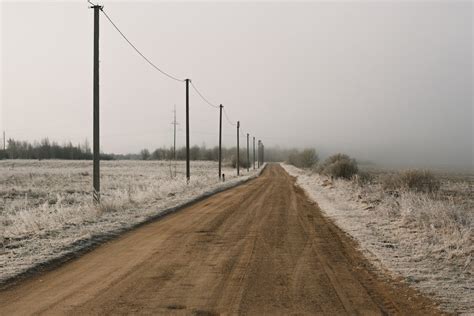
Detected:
left=136, top=146, right=250, bottom=162
left=0, top=138, right=310, bottom=164
left=0, top=138, right=113, bottom=160
left=133, top=145, right=303, bottom=165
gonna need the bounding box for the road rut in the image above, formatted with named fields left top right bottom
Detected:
left=0, top=164, right=442, bottom=315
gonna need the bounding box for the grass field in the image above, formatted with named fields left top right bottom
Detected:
left=0, top=159, right=258, bottom=284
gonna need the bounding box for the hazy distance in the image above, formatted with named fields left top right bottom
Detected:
left=1, top=1, right=472, bottom=169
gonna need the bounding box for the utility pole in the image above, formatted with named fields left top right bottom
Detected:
left=2, top=131, right=5, bottom=151
left=237, top=121, right=240, bottom=176
left=257, top=140, right=261, bottom=168
left=185, top=79, right=190, bottom=182
left=219, top=104, right=223, bottom=179
left=171, top=105, right=179, bottom=177
left=247, top=133, right=249, bottom=172
left=91, top=4, right=102, bottom=203
left=253, top=136, right=255, bottom=169
left=171, top=105, right=179, bottom=161
left=262, top=142, right=264, bottom=165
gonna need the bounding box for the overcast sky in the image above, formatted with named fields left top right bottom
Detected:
left=1, top=0, right=472, bottom=168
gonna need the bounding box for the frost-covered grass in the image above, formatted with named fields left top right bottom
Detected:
left=282, top=163, right=473, bottom=315
left=0, top=160, right=259, bottom=283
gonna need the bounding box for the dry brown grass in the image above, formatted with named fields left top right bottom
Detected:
left=381, top=169, right=441, bottom=193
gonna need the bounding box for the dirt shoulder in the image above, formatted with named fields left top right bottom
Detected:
left=0, top=164, right=443, bottom=315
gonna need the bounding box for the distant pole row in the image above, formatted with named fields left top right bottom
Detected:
left=89, top=4, right=264, bottom=203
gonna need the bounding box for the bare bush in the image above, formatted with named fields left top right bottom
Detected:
left=319, top=153, right=358, bottom=179
left=381, top=169, right=440, bottom=193
left=287, top=148, right=319, bottom=169
left=400, top=169, right=441, bottom=193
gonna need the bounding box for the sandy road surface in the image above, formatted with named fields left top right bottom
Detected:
left=0, top=164, right=442, bottom=315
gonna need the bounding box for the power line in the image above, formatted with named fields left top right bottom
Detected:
left=190, top=81, right=219, bottom=109
left=96, top=6, right=265, bottom=158
left=223, top=108, right=236, bottom=126
left=100, top=9, right=185, bottom=83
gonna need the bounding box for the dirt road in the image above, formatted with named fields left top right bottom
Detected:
left=0, top=164, right=442, bottom=315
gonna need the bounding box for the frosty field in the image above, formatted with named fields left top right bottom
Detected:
left=283, top=164, right=473, bottom=314
left=0, top=160, right=259, bottom=284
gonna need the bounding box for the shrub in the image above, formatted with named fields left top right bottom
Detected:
left=381, top=169, right=440, bottom=193
left=287, top=152, right=299, bottom=167
left=300, top=149, right=319, bottom=168
left=319, top=153, right=358, bottom=179
left=287, top=148, right=319, bottom=169
left=400, top=170, right=440, bottom=193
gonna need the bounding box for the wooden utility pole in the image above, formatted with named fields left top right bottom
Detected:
left=257, top=140, right=261, bottom=168
left=171, top=105, right=179, bottom=177
left=171, top=105, right=178, bottom=161
left=185, top=79, right=190, bottom=182
left=91, top=4, right=102, bottom=203
left=247, top=133, right=249, bottom=172
left=253, top=136, right=255, bottom=169
left=3, top=131, right=5, bottom=151
left=219, top=104, right=223, bottom=179
left=237, top=121, right=240, bottom=176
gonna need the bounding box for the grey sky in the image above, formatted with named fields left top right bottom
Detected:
left=1, top=1, right=472, bottom=168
